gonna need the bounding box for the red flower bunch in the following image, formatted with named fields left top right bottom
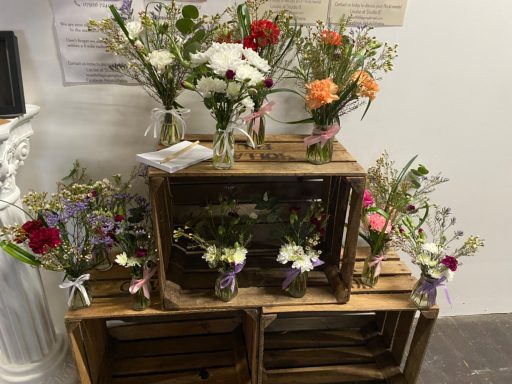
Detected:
left=441, top=256, right=458, bottom=272
left=19, top=219, right=62, bottom=255
left=243, top=19, right=280, bottom=51
left=310, top=213, right=327, bottom=237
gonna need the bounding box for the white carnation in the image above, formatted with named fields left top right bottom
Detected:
left=277, top=243, right=303, bottom=264
left=148, top=49, right=173, bottom=73
left=208, top=49, right=244, bottom=76
left=242, top=48, right=271, bottom=73
left=241, top=97, right=255, bottom=111
left=190, top=51, right=209, bottom=67
left=232, top=247, right=248, bottom=265
left=196, top=77, right=227, bottom=95
left=235, top=64, right=265, bottom=86
left=422, top=242, right=441, bottom=254
left=125, top=20, right=143, bottom=39
left=291, top=257, right=314, bottom=273
left=203, top=245, right=218, bottom=264
left=226, top=82, right=242, bottom=98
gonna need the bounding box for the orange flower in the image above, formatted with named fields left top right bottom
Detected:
left=321, top=30, right=342, bottom=46
left=305, top=78, right=340, bottom=110
left=351, top=70, right=379, bottom=101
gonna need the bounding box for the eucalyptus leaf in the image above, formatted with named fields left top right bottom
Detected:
left=182, top=5, right=199, bottom=19
left=417, top=165, right=429, bottom=175
left=183, top=41, right=201, bottom=59
left=176, top=18, right=195, bottom=35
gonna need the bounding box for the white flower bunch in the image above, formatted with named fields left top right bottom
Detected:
left=115, top=252, right=141, bottom=268
left=277, top=242, right=322, bottom=274
left=202, top=244, right=247, bottom=268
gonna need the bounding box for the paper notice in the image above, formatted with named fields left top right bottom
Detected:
left=50, top=0, right=136, bottom=85
left=261, top=0, right=407, bottom=26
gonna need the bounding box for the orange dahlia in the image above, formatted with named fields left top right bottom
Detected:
left=321, top=30, right=342, bottom=46
left=305, top=78, right=340, bottom=110
left=351, top=70, right=379, bottom=101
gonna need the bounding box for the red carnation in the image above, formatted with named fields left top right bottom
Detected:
left=441, top=256, right=458, bottom=272
left=21, top=219, right=43, bottom=235
left=243, top=35, right=258, bottom=51
left=250, top=20, right=280, bottom=48
left=114, top=214, right=125, bottom=222
left=28, top=227, right=62, bottom=255
left=135, top=248, right=148, bottom=258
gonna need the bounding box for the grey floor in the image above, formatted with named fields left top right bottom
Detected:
left=418, top=314, right=512, bottom=384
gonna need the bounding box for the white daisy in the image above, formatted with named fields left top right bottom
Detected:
left=242, top=48, right=271, bottom=73
left=196, top=77, right=227, bottom=95
left=208, top=47, right=244, bottom=76
left=232, top=247, right=248, bottom=265
left=114, top=252, right=128, bottom=267
left=190, top=51, right=209, bottom=67
left=235, top=64, right=265, bottom=86
left=226, top=82, right=242, bottom=98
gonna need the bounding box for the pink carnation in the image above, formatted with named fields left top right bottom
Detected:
left=363, top=189, right=374, bottom=208
left=367, top=213, right=391, bottom=233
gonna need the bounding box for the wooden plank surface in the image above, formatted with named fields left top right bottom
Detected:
left=263, top=364, right=385, bottom=383
left=111, top=367, right=239, bottom=384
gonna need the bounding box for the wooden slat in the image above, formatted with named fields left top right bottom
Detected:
left=263, top=364, right=385, bottom=383
left=111, top=366, right=238, bottom=384
left=264, top=346, right=374, bottom=369
left=353, top=247, right=401, bottom=261
left=391, top=311, right=416, bottom=367
left=66, top=321, right=92, bottom=384
left=81, top=319, right=109, bottom=383
left=351, top=275, right=416, bottom=293
left=111, top=334, right=230, bottom=358
left=354, top=260, right=411, bottom=276
left=108, top=317, right=241, bottom=340
left=232, top=328, right=251, bottom=384
left=111, top=350, right=234, bottom=376
left=265, top=314, right=374, bottom=333
left=265, top=329, right=366, bottom=349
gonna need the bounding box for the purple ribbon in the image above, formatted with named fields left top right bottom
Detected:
left=219, top=261, right=246, bottom=293
left=416, top=276, right=452, bottom=307
left=282, top=259, right=324, bottom=290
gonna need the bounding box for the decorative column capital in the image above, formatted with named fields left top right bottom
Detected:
left=0, top=105, right=39, bottom=206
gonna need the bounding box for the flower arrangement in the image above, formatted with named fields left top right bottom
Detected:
left=289, top=18, right=397, bottom=164
left=222, top=1, right=299, bottom=146
left=0, top=174, right=133, bottom=309
left=114, top=195, right=157, bottom=311
left=360, top=153, right=448, bottom=286
left=186, top=42, right=271, bottom=169
left=396, top=206, right=484, bottom=309
left=173, top=195, right=255, bottom=301
left=276, top=202, right=327, bottom=298
left=89, top=0, right=220, bottom=146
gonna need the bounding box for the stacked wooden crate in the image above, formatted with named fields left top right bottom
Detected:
left=65, top=135, right=438, bottom=384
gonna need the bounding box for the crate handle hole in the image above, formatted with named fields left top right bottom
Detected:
left=198, top=368, right=209, bottom=380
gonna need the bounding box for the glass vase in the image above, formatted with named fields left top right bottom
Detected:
left=361, top=252, right=385, bottom=287
left=215, top=272, right=238, bottom=302
left=131, top=271, right=151, bottom=311
left=286, top=272, right=308, bottom=298
left=306, top=124, right=334, bottom=165
left=69, top=280, right=92, bottom=310
left=213, top=128, right=235, bottom=170
left=410, top=276, right=439, bottom=309
left=158, top=107, right=188, bottom=147
left=246, top=112, right=266, bottom=147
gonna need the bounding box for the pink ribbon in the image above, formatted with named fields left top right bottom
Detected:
left=129, top=267, right=157, bottom=300
left=304, top=124, right=341, bottom=148
left=368, top=253, right=386, bottom=278
left=242, top=101, right=275, bottom=134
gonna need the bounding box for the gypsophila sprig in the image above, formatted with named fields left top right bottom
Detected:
left=397, top=205, right=484, bottom=280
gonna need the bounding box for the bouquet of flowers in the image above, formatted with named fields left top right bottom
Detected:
left=289, top=18, right=397, bottom=164
left=0, top=176, right=131, bottom=309
left=360, top=153, right=448, bottom=286
left=173, top=196, right=255, bottom=302
left=222, top=1, right=299, bottom=146
left=396, top=206, right=484, bottom=309
left=186, top=42, right=271, bottom=169
left=114, top=195, right=157, bottom=311
left=276, top=202, right=327, bottom=298
left=89, top=0, right=220, bottom=146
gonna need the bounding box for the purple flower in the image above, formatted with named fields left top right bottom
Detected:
left=44, top=212, right=61, bottom=227
left=226, top=70, right=236, bottom=80
left=62, top=199, right=89, bottom=219
left=263, top=78, right=274, bottom=88
left=117, top=0, right=133, bottom=19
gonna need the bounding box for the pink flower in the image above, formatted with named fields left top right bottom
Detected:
left=367, top=213, right=391, bottom=234
left=363, top=189, right=374, bottom=208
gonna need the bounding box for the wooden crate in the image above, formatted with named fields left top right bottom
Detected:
left=66, top=309, right=259, bottom=384
left=149, top=134, right=366, bottom=310
left=256, top=249, right=438, bottom=384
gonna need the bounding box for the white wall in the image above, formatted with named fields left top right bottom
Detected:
left=1, top=0, right=511, bottom=334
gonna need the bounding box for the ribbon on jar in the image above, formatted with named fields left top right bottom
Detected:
left=213, top=124, right=256, bottom=165
left=303, top=123, right=341, bottom=148
left=282, top=259, right=324, bottom=290
left=241, top=101, right=276, bottom=135
left=144, top=107, right=190, bottom=139
left=368, top=253, right=387, bottom=278
left=416, top=275, right=451, bottom=307
left=59, top=274, right=91, bottom=308
left=219, top=261, right=246, bottom=293
left=129, top=267, right=157, bottom=300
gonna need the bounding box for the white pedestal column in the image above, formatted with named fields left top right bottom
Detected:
left=0, top=106, right=77, bottom=383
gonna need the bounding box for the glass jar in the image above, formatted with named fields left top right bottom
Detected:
left=410, top=275, right=440, bottom=309
left=215, top=272, right=238, bottom=302
left=246, top=111, right=266, bottom=147
left=306, top=124, right=334, bottom=165
left=69, top=280, right=92, bottom=310
left=131, top=270, right=151, bottom=311
left=213, top=128, right=235, bottom=170
left=361, top=252, right=385, bottom=287
left=156, top=107, right=188, bottom=147
left=286, top=272, right=308, bottom=298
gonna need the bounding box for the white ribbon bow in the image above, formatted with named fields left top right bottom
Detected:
left=59, top=274, right=91, bottom=308
left=144, top=108, right=190, bottom=139
left=213, top=122, right=255, bottom=165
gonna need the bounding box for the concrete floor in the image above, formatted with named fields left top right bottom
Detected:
left=418, top=314, right=512, bottom=384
